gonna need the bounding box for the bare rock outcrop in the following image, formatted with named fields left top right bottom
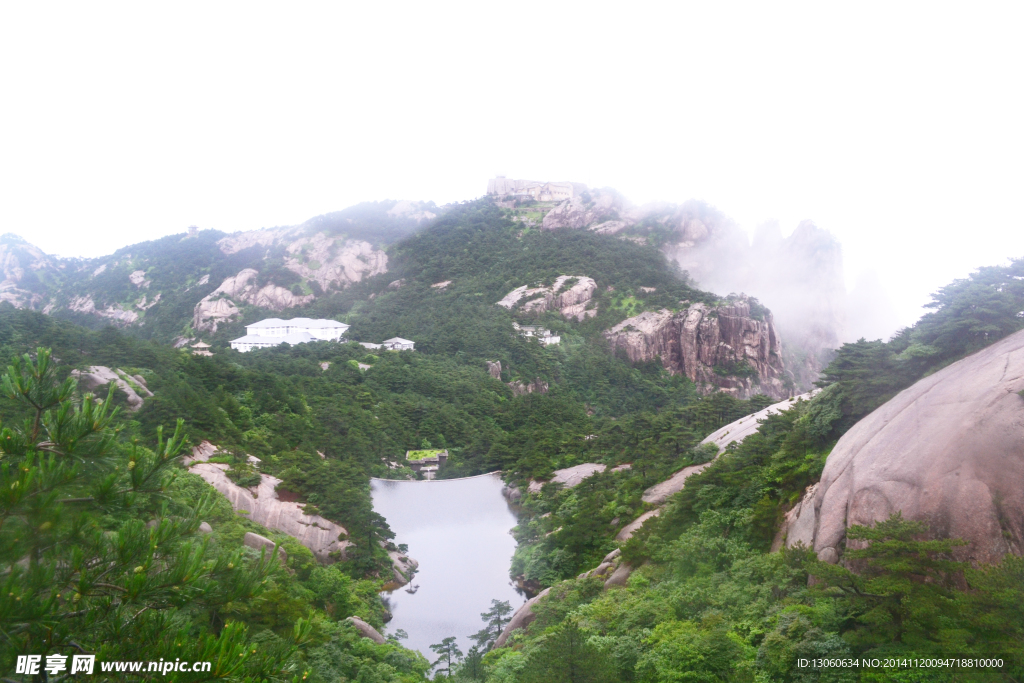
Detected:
left=541, top=190, right=629, bottom=231
left=243, top=532, right=288, bottom=562
left=619, top=392, right=818, bottom=539
left=0, top=234, right=55, bottom=309
left=496, top=275, right=597, bottom=321
left=193, top=268, right=314, bottom=332
left=701, top=390, right=820, bottom=453
left=604, top=298, right=787, bottom=399
left=508, top=378, right=549, bottom=396
left=68, top=296, right=140, bottom=325
left=346, top=617, right=386, bottom=644
left=532, top=193, right=848, bottom=389
left=283, top=233, right=388, bottom=292
left=188, top=455, right=351, bottom=563
left=527, top=463, right=607, bottom=494
left=494, top=587, right=551, bottom=648
left=72, top=366, right=153, bottom=411
left=388, top=550, right=419, bottom=584
left=805, top=328, right=1024, bottom=565
left=486, top=360, right=502, bottom=379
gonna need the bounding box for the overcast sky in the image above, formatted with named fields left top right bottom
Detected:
left=1, top=2, right=1021, bottom=335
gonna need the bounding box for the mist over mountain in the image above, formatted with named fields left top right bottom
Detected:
left=0, top=182, right=903, bottom=392
left=2, top=182, right=1023, bottom=680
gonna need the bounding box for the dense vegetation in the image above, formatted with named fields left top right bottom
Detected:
left=477, top=257, right=1024, bottom=682
left=3, top=191, right=1022, bottom=682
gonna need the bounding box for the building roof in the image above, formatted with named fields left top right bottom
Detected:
left=383, top=337, right=415, bottom=345
left=191, top=341, right=211, bottom=348
left=230, top=331, right=317, bottom=345
left=247, top=317, right=350, bottom=329
left=359, top=342, right=383, bottom=349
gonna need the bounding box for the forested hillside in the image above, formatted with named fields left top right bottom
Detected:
left=2, top=191, right=1022, bottom=682
left=486, top=257, right=1024, bottom=682
left=0, top=198, right=790, bottom=680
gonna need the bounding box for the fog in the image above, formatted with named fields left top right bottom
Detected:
left=1, top=2, right=1022, bottom=341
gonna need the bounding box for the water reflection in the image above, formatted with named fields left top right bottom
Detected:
left=370, top=473, right=525, bottom=660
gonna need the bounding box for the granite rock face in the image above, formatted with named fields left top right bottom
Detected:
left=193, top=268, right=314, bottom=332
left=486, top=361, right=502, bottom=379
left=72, top=366, right=153, bottom=411
left=701, top=390, right=819, bottom=453
left=346, top=617, right=386, bottom=644
left=507, top=378, right=549, bottom=396
left=187, top=446, right=351, bottom=562
left=496, top=275, right=597, bottom=321
left=494, top=587, right=551, bottom=648
left=529, top=191, right=848, bottom=388
left=805, top=328, right=1024, bottom=565
left=67, top=295, right=140, bottom=325
left=243, top=532, right=288, bottom=562
left=604, top=298, right=787, bottom=398
left=527, top=463, right=607, bottom=494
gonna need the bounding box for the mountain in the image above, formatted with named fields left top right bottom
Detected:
left=3, top=186, right=1024, bottom=680
left=512, top=184, right=849, bottom=385
left=0, top=200, right=438, bottom=343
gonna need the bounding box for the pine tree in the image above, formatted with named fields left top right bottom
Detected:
left=469, top=599, right=513, bottom=650
left=0, top=348, right=309, bottom=678
left=429, top=636, right=463, bottom=679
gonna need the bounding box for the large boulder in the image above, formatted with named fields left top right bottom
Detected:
left=805, top=329, right=1024, bottom=564
left=346, top=616, right=386, bottom=644
left=494, top=587, right=550, bottom=648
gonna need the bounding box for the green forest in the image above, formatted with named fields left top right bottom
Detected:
left=2, top=197, right=1023, bottom=682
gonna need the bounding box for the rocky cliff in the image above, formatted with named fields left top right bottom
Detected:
left=603, top=297, right=787, bottom=398
left=793, top=328, right=1024, bottom=565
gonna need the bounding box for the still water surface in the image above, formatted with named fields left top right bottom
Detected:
left=370, top=473, right=526, bottom=660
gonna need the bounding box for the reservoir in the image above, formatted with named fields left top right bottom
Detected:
left=370, top=473, right=526, bottom=660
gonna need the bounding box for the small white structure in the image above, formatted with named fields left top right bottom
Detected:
left=513, top=323, right=560, bottom=346
left=381, top=337, right=415, bottom=351
left=230, top=318, right=349, bottom=352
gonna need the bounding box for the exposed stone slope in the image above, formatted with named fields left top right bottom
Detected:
left=496, top=275, right=597, bottom=321
left=800, top=328, right=1024, bottom=565
left=71, top=366, right=153, bottom=411
left=498, top=392, right=815, bottom=647
left=186, top=442, right=351, bottom=562
left=0, top=234, right=56, bottom=309
left=604, top=298, right=787, bottom=398
left=193, top=268, right=314, bottom=332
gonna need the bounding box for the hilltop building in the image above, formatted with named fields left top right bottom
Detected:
left=513, top=322, right=560, bottom=346
left=487, top=176, right=575, bottom=202
left=230, top=317, right=349, bottom=352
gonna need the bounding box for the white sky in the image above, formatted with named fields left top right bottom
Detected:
left=2, top=2, right=1022, bottom=334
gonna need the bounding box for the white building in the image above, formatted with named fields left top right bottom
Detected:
left=381, top=337, right=415, bottom=351
left=512, top=322, right=560, bottom=346
left=230, top=318, right=350, bottom=352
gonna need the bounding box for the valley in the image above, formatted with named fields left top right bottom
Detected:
left=1, top=189, right=1022, bottom=682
